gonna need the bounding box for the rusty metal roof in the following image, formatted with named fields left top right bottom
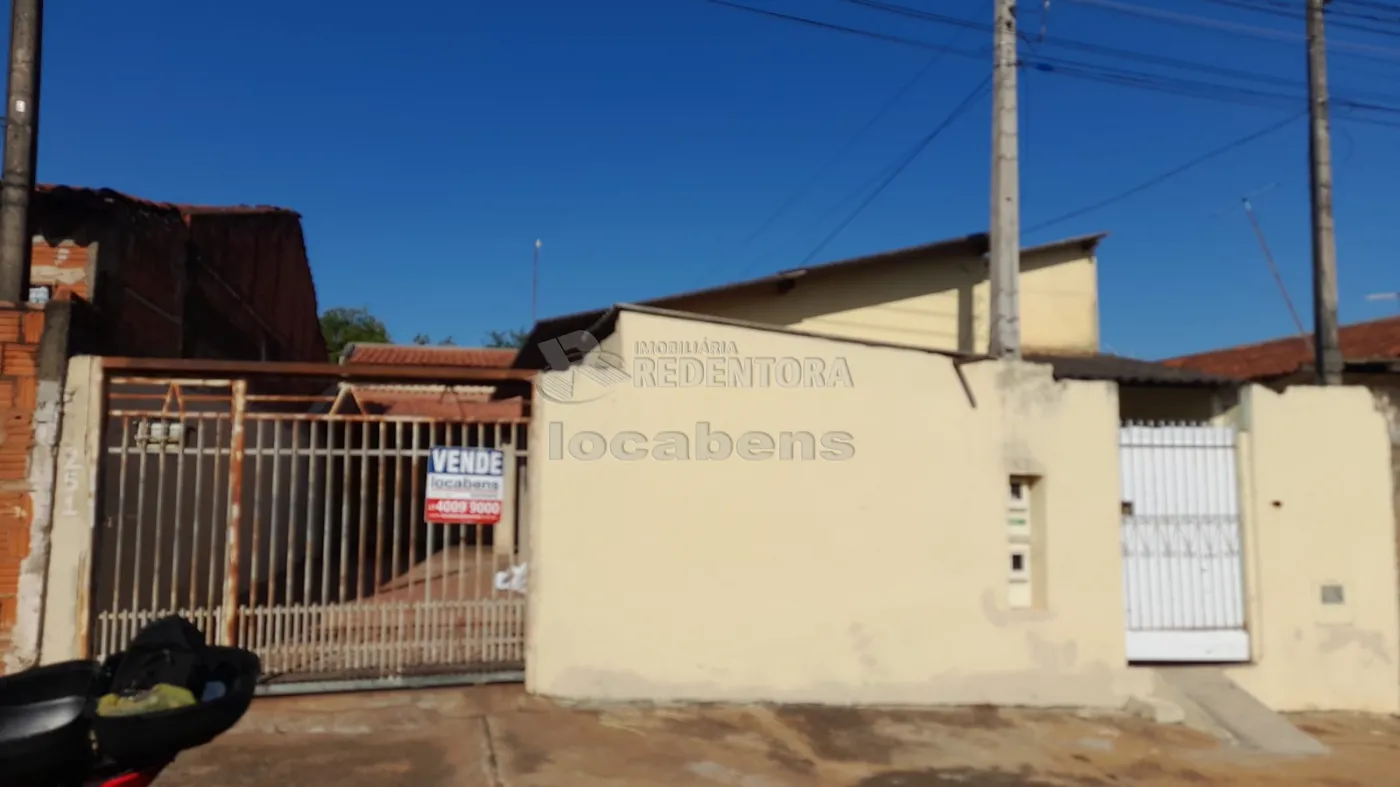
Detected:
left=36, top=183, right=298, bottom=217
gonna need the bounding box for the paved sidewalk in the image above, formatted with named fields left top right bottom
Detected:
left=162, top=683, right=1400, bottom=786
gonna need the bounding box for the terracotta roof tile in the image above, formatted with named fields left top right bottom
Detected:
left=344, top=344, right=518, bottom=368
left=1161, top=315, right=1400, bottom=380
left=350, top=385, right=526, bottom=420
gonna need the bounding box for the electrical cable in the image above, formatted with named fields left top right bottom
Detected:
left=733, top=32, right=962, bottom=253
left=1060, top=0, right=1400, bottom=59
left=1023, top=110, right=1305, bottom=235
left=839, top=0, right=1400, bottom=105
left=794, top=74, right=992, bottom=268
left=705, top=0, right=1400, bottom=128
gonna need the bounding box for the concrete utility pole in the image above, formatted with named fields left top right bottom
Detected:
left=1306, top=0, right=1343, bottom=385
left=989, top=0, right=1021, bottom=359
left=0, top=0, right=41, bottom=304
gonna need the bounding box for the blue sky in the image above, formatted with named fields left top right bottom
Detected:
left=21, top=0, right=1400, bottom=358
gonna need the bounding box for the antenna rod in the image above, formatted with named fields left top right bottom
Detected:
left=532, top=239, right=541, bottom=326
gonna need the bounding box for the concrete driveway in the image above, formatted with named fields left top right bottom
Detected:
left=162, top=683, right=1400, bottom=786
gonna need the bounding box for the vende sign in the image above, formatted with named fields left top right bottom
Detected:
left=425, top=446, right=505, bottom=525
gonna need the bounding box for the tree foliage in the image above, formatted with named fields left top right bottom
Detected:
left=320, top=306, right=390, bottom=362
left=412, top=334, right=457, bottom=346
left=483, top=328, right=530, bottom=349
left=320, top=305, right=525, bottom=359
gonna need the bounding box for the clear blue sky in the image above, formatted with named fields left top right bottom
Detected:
left=21, top=0, right=1400, bottom=358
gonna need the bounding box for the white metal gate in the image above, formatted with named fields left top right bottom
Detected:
left=1119, top=421, right=1249, bottom=663
left=87, top=365, right=531, bottom=693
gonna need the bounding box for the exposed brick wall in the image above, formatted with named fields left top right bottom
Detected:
left=0, top=305, right=44, bottom=662
left=30, top=241, right=90, bottom=301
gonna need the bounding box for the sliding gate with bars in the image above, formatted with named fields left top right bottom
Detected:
left=89, top=372, right=529, bottom=691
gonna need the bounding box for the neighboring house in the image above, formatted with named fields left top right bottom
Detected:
left=1161, top=314, right=1400, bottom=609
left=522, top=303, right=1399, bottom=714
left=1160, top=314, right=1400, bottom=394
left=31, top=184, right=326, bottom=361
left=608, top=231, right=1107, bottom=356
left=2, top=184, right=327, bottom=666
left=340, top=343, right=526, bottom=419
left=517, top=230, right=1240, bottom=419
left=515, top=233, right=1399, bottom=714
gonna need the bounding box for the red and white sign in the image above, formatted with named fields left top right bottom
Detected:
left=425, top=447, right=505, bottom=525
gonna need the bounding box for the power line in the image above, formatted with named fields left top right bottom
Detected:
left=731, top=27, right=964, bottom=260
left=1061, top=0, right=1400, bottom=60
left=705, top=0, right=1400, bottom=127
left=841, top=0, right=1400, bottom=106
left=1204, top=0, right=1400, bottom=34
left=1024, top=110, right=1305, bottom=234
left=796, top=74, right=992, bottom=268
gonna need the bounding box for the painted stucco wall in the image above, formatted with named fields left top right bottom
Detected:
left=525, top=309, right=1146, bottom=707
left=1226, top=384, right=1400, bottom=714
left=525, top=311, right=1400, bottom=712
left=662, top=246, right=1099, bottom=356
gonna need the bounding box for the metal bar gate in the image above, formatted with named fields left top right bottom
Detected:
left=1119, top=420, right=1249, bottom=663
left=87, top=371, right=530, bottom=692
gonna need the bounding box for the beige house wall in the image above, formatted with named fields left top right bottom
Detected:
left=524, top=310, right=1400, bottom=713
left=662, top=246, right=1099, bottom=356
left=1225, top=384, right=1400, bottom=714
left=525, top=309, right=1145, bottom=707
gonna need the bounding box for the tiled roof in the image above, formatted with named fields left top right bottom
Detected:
left=350, top=385, right=526, bottom=420
left=1160, top=315, right=1400, bottom=380
left=1025, top=353, right=1239, bottom=386
left=344, top=344, right=518, bottom=368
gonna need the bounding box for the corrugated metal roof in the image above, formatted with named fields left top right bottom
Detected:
left=1161, top=315, right=1400, bottom=380
left=344, top=344, right=518, bottom=368
left=1025, top=353, right=1239, bottom=386
left=36, top=183, right=297, bottom=217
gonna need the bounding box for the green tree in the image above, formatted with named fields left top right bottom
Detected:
left=412, top=334, right=457, bottom=346
left=320, top=306, right=391, bottom=362
left=483, top=328, right=529, bottom=349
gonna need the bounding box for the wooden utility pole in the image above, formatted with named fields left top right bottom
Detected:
left=989, top=0, right=1021, bottom=359
left=0, top=0, right=41, bottom=303
left=1306, top=0, right=1343, bottom=385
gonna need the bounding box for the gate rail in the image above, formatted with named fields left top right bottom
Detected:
left=88, top=357, right=534, bottom=691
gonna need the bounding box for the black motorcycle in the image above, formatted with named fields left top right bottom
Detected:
left=0, top=616, right=260, bottom=787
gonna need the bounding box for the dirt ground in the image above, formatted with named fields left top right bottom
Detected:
left=162, top=683, right=1400, bottom=786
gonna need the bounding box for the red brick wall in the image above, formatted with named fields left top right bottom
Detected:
left=0, top=305, right=44, bottom=660
left=30, top=242, right=90, bottom=301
